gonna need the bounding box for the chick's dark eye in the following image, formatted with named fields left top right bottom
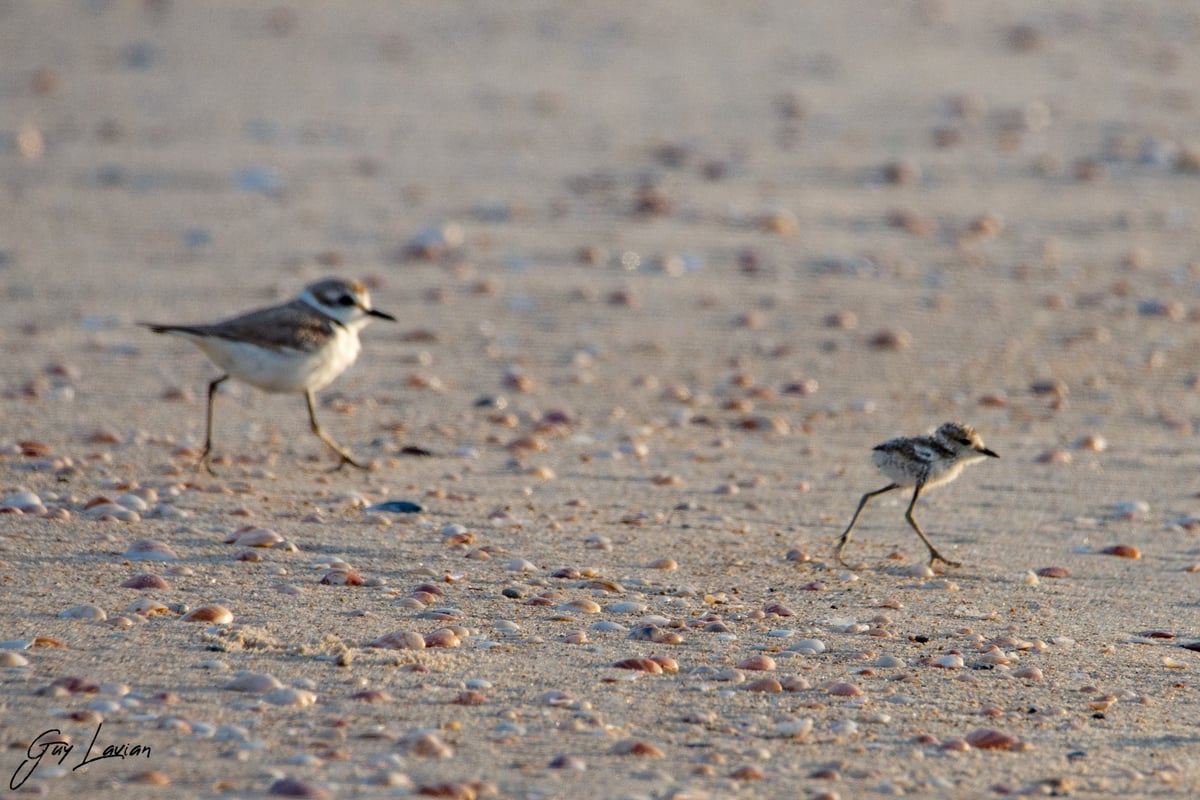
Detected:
left=338, top=295, right=356, bottom=307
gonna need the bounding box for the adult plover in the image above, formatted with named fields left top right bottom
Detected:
left=142, top=277, right=395, bottom=472
left=834, top=421, right=998, bottom=567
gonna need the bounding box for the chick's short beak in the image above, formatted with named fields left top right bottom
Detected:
left=979, top=447, right=999, bottom=458
left=368, top=308, right=397, bottom=321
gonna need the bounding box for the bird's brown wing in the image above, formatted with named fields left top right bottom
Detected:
left=141, top=299, right=337, bottom=353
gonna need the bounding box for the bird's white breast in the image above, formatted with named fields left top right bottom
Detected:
left=186, top=324, right=362, bottom=394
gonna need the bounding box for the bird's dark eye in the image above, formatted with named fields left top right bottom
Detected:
left=338, top=295, right=356, bottom=307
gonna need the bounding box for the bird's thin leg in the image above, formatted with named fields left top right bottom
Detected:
left=835, top=483, right=898, bottom=565
left=305, top=390, right=367, bottom=471
left=198, top=374, right=229, bottom=475
left=904, top=483, right=960, bottom=567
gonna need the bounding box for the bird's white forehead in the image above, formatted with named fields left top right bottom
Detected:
left=307, top=278, right=368, bottom=301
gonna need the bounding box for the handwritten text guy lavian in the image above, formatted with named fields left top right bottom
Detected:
left=11, top=723, right=151, bottom=790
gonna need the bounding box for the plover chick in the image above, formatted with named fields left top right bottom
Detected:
left=835, top=421, right=998, bottom=567
left=142, top=277, right=395, bottom=472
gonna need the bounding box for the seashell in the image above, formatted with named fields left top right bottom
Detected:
left=369, top=630, right=426, bottom=650
left=128, top=771, right=171, bottom=785
left=781, top=675, right=811, bottom=691
left=977, top=649, right=1011, bottom=666
left=788, top=638, right=826, bottom=655
left=826, top=682, right=863, bottom=697
left=267, top=776, right=331, bottom=798
left=125, top=598, right=169, bottom=616
left=180, top=605, right=233, bottom=624
left=647, top=557, right=677, bottom=570
left=400, top=730, right=453, bottom=758
left=1100, top=544, right=1140, bottom=558
left=123, top=540, right=178, bottom=560
left=115, top=493, right=148, bottom=511
left=349, top=689, right=392, bottom=703
left=58, top=604, right=107, bottom=621
left=931, top=654, right=965, bottom=669
left=32, top=636, right=66, bottom=648
left=611, top=739, right=664, bottom=757
left=605, top=601, right=645, bottom=614
left=320, top=569, right=364, bottom=586
left=730, top=764, right=765, bottom=780
left=1035, top=566, right=1070, bottom=578
left=965, top=728, right=1019, bottom=749
left=86, top=503, right=139, bottom=522
left=231, top=527, right=283, bottom=547
left=612, top=657, right=662, bottom=673
left=1, top=491, right=44, bottom=513
left=424, top=628, right=461, bottom=648
left=649, top=655, right=678, bottom=673
left=737, top=655, right=776, bottom=671
left=46, top=676, right=99, bottom=694
left=868, top=328, right=912, bottom=350
left=775, top=718, right=814, bottom=739
left=120, top=573, right=170, bottom=589
left=224, top=672, right=283, bottom=693
left=453, top=689, right=487, bottom=705
left=548, top=754, right=586, bottom=771
left=0, top=652, right=30, bottom=667
left=763, top=602, right=796, bottom=617
left=561, top=599, right=601, bottom=614
left=1013, top=666, right=1044, bottom=681
left=744, top=677, right=782, bottom=693
left=263, top=687, right=316, bottom=707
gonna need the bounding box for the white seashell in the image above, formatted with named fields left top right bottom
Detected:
left=931, top=654, right=965, bottom=669
left=605, top=601, right=646, bottom=614
left=370, top=630, right=426, bottom=650
left=212, top=724, right=252, bottom=742
left=589, top=621, right=627, bottom=633
left=87, top=504, right=139, bottom=521
left=788, top=638, right=827, bottom=655
left=123, top=540, right=178, bottom=561
left=232, top=527, right=283, bottom=547
left=85, top=699, right=121, bottom=713
left=774, top=718, right=814, bottom=739
left=1, top=491, right=44, bottom=512
left=124, top=598, right=169, bottom=616
left=0, top=652, right=30, bottom=667
left=58, top=604, right=107, bottom=621
left=223, top=672, right=283, bottom=693
left=263, top=687, right=317, bottom=707
left=115, top=493, right=148, bottom=512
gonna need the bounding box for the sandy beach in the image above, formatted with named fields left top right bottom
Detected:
left=2, top=2, right=1200, bottom=798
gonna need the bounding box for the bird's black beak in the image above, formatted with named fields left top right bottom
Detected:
left=368, top=308, right=397, bottom=321
left=979, top=447, right=999, bottom=458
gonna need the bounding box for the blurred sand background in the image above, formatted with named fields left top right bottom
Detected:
left=2, top=2, right=1200, bottom=798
